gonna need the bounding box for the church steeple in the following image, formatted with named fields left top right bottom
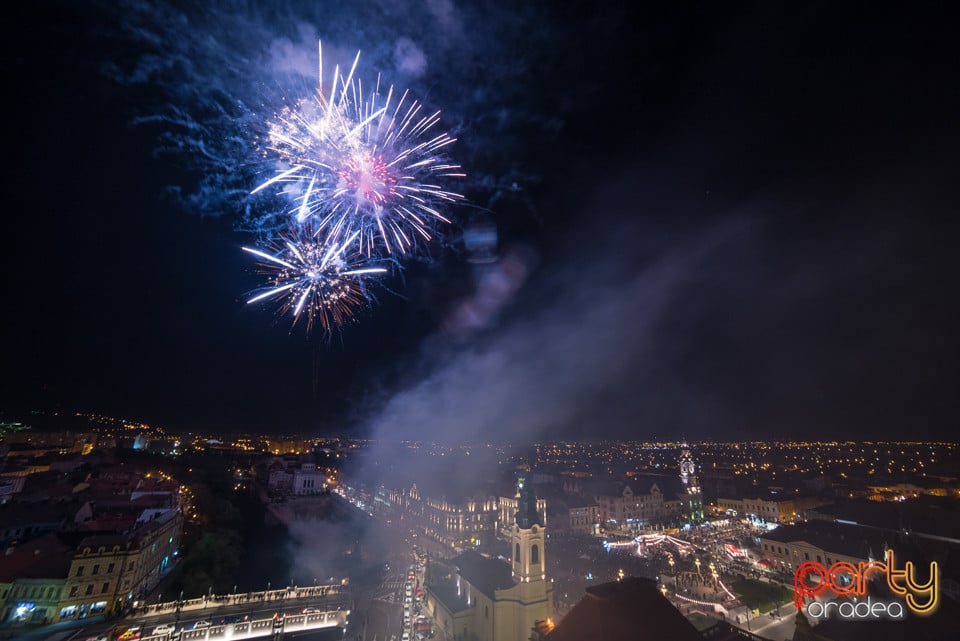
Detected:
left=516, top=473, right=544, bottom=529
left=512, top=473, right=546, bottom=583
left=507, top=472, right=553, bottom=641
left=679, top=440, right=698, bottom=490
left=678, top=440, right=704, bottom=523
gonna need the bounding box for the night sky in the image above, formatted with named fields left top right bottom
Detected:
left=3, top=1, right=958, bottom=441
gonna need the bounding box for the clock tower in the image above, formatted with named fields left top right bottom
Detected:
left=679, top=440, right=704, bottom=522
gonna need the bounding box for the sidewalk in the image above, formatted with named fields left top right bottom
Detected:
left=0, top=614, right=105, bottom=641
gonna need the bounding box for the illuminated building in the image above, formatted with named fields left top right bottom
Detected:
left=678, top=441, right=704, bottom=523
left=717, top=494, right=824, bottom=524
left=592, top=442, right=704, bottom=529
left=399, top=483, right=500, bottom=549
left=566, top=503, right=600, bottom=536
left=292, top=463, right=324, bottom=495
left=758, top=520, right=889, bottom=573
left=57, top=509, right=182, bottom=620
left=424, top=473, right=553, bottom=641
left=0, top=535, right=72, bottom=624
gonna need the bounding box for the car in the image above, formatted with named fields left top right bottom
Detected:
left=151, top=625, right=175, bottom=636
left=302, top=607, right=319, bottom=614
left=116, top=629, right=142, bottom=641
left=401, top=634, right=410, bottom=641
left=191, top=620, right=211, bottom=629
left=219, top=615, right=243, bottom=624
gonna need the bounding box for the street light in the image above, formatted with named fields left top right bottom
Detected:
left=175, top=590, right=184, bottom=628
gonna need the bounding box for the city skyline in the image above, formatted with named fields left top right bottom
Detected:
left=1, top=406, right=958, bottom=638
left=3, top=2, right=958, bottom=442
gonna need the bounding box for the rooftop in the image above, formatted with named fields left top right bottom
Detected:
left=0, top=533, right=74, bottom=582
left=761, top=521, right=894, bottom=560
left=809, top=498, right=960, bottom=542
left=427, top=580, right=472, bottom=615
left=449, top=550, right=516, bottom=599
left=545, top=577, right=702, bottom=641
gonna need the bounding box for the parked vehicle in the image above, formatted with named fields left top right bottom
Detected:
left=151, top=625, right=175, bottom=636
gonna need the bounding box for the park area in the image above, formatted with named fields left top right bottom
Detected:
left=731, top=578, right=793, bottom=613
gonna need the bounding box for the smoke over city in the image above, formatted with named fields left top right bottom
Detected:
left=4, top=3, right=960, bottom=637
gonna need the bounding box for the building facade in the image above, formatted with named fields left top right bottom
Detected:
left=399, top=483, right=501, bottom=550
left=0, top=535, right=73, bottom=624
left=567, top=504, right=600, bottom=536
left=594, top=443, right=704, bottom=530
left=596, top=482, right=666, bottom=527
left=292, top=464, right=324, bottom=495
left=758, top=521, right=886, bottom=574
left=57, top=510, right=182, bottom=621
left=718, top=495, right=824, bottom=524
left=425, top=474, right=553, bottom=641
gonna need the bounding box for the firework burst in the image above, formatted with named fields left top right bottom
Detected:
left=242, top=224, right=388, bottom=335
left=253, top=43, right=465, bottom=256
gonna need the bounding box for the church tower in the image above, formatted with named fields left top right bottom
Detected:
left=679, top=440, right=699, bottom=494
left=503, top=472, right=552, bottom=640
left=512, top=473, right=546, bottom=582
left=679, top=440, right=704, bottom=522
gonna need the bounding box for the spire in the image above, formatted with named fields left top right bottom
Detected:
left=515, top=472, right=543, bottom=529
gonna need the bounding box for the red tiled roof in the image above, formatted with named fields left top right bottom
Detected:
left=0, top=534, right=74, bottom=582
